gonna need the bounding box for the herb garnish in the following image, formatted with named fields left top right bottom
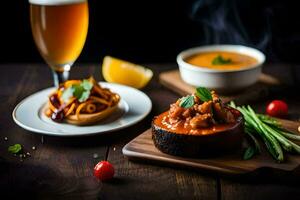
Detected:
left=61, top=79, right=93, bottom=103
left=212, top=55, right=232, bottom=65
left=179, top=95, right=194, bottom=108
left=196, top=87, right=212, bottom=102
left=8, top=144, right=22, bottom=154
left=61, top=87, right=74, bottom=102
left=243, top=147, right=256, bottom=160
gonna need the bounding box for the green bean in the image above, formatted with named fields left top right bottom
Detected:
left=287, top=140, right=300, bottom=154
left=272, top=127, right=300, bottom=141
left=247, top=106, right=292, bottom=152
left=262, top=134, right=281, bottom=160
left=229, top=101, right=237, bottom=108
left=257, top=114, right=281, bottom=127
left=241, top=107, right=283, bottom=161
left=244, top=128, right=261, bottom=153
left=228, top=101, right=300, bottom=162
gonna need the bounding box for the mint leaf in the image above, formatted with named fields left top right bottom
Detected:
left=81, top=79, right=93, bottom=90
left=179, top=95, right=194, bottom=108
left=72, top=84, right=85, bottom=99
left=212, top=55, right=232, bottom=65
left=243, top=147, right=256, bottom=160
left=196, top=87, right=212, bottom=102
left=61, top=79, right=93, bottom=103
left=78, top=90, right=90, bottom=102
left=61, top=87, right=75, bottom=102
left=8, top=144, right=22, bottom=154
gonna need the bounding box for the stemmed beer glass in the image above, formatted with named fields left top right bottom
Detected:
left=30, top=0, right=89, bottom=86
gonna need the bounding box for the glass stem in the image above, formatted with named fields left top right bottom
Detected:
left=52, top=70, right=70, bottom=87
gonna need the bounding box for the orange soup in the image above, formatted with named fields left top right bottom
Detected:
left=185, top=51, right=258, bottom=70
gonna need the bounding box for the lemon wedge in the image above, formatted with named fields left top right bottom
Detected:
left=102, top=56, right=153, bottom=89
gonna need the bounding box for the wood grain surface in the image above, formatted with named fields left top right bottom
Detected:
left=123, top=117, right=300, bottom=175
left=0, top=63, right=299, bottom=200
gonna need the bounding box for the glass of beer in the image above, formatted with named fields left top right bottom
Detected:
left=29, top=0, right=89, bottom=87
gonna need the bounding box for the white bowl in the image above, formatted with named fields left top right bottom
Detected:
left=177, top=45, right=265, bottom=93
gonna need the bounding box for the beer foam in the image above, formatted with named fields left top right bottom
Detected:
left=29, top=0, right=86, bottom=6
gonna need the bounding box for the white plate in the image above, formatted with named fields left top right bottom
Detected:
left=12, top=82, right=152, bottom=137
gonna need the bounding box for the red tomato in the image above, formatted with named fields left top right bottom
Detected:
left=266, top=100, right=288, bottom=117
left=94, top=161, right=115, bottom=181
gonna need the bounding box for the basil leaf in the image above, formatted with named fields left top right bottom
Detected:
left=61, top=79, right=93, bottom=103
left=61, top=87, right=75, bottom=102
left=196, top=87, right=212, bottom=102
left=81, top=79, right=93, bottom=90
left=212, top=55, right=232, bottom=65
left=8, top=144, right=22, bottom=154
left=179, top=95, right=194, bottom=108
left=78, top=90, right=90, bottom=102
left=243, top=147, right=256, bottom=160
left=72, top=84, right=85, bottom=99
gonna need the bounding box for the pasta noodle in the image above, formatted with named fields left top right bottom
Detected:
left=65, top=103, right=75, bottom=116
left=45, top=77, right=120, bottom=125
left=86, top=103, right=96, bottom=113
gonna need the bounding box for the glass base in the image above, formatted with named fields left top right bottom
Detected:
left=52, top=70, right=70, bottom=87
left=51, top=63, right=73, bottom=87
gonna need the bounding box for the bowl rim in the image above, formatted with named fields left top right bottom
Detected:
left=177, top=44, right=266, bottom=73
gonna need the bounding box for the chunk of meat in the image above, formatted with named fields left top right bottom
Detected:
left=166, top=90, right=237, bottom=129
left=189, top=114, right=212, bottom=129
left=213, top=102, right=235, bottom=123
left=211, top=90, right=220, bottom=103
left=169, top=103, right=185, bottom=119
left=224, top=108, right=235, bottom=123
left=213, top=102, right=227, bottom=122
left=195, top=101, right=213, bottom=114
left=182, top=108, right=194, bottom=118
left=193, top=94, right=201, bottom=104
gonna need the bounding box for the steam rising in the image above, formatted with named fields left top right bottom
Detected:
left=189, top=0, right=272, bottom=51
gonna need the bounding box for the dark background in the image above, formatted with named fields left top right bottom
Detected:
left=1, top=0, right=300, bottom=64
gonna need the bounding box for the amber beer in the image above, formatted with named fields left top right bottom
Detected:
left=30, top=0, right=88, bottom=72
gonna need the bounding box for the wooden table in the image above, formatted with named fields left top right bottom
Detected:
left=0, top=63, right=300, bottom=200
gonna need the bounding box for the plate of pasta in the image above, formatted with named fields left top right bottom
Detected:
left=12, top=78, right=152, bottom=136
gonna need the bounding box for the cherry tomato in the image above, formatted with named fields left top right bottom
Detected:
left=94, top=161, right=115, bottom=181
left=266, top=100, right=288, bottom=118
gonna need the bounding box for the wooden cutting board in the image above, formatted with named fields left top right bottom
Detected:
left=159, top=70, right=281, bottom=104
left=123, top=119, right=300, bottom=175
